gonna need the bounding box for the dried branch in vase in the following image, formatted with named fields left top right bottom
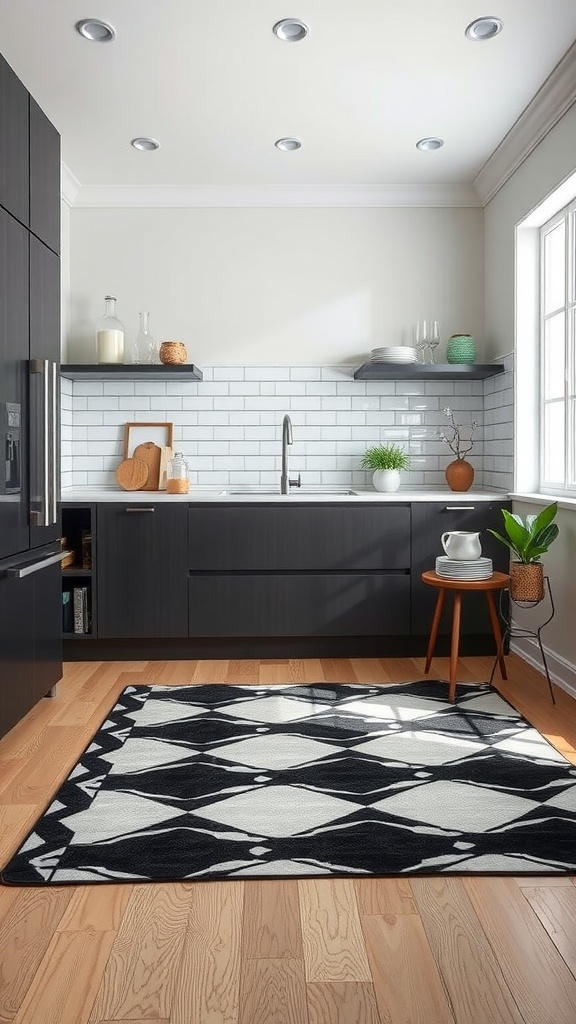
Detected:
left=438, top=406, right=477, bottom=460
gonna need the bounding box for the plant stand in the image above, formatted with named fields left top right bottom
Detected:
left=489, top=576, right=556, bottom=703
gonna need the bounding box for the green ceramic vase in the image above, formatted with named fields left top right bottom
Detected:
left=446, top=334, right=476, bottom=364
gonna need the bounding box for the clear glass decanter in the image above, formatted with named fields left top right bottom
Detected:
left=96, top=295, right=125, bottom=364
left=132, top=310, right=156, bottom=364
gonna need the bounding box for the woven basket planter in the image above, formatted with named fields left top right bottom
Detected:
left=510, top=561, right=544, bottom=604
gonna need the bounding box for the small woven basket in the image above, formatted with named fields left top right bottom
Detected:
left=510, top=561, right=544, bottom=604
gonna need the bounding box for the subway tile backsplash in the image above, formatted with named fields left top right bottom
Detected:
left=60, top=360, right=515, bottom=492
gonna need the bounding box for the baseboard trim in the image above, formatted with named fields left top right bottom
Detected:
left=63, top=634, right=499, bottom=662
left=510, top=636, right=576, bottom=699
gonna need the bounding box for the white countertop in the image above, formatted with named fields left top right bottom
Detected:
left=61, top=486, right=510, bottom=504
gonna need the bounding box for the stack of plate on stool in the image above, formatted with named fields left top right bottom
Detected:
left=370, top=346, right=418, bottom=364
left=435, top=555, right=493, bottom=580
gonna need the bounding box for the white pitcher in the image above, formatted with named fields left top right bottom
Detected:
left=441, top=531, right=482, bottom=560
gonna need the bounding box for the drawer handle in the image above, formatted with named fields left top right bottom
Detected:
left=125, top=507, right=155, bottom=513
left=444, top=506, right=475, bottom=511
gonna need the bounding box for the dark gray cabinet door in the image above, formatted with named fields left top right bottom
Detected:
left=0, top=553, right=62, bottom=741
left=97, top=504, right=188, bottom=638
left=0, top=207, right=29, bottom=559
left=189, top=574, right=410, bottom=637
left=29, top=97, right=60, bottom=255
left=0, top=54, right=29, bottom=225
left=29, top=236, right=60, bottom=549
left=0, top=568, right=35, bottom=739
left=188, top=504, right=411, bottom=571
left=411, top=501, right=511, bottom=636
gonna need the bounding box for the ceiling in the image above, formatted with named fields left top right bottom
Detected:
left=1, top=0, right=576, bottom=192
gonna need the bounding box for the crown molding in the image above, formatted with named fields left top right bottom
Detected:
left=71, top=182, right=481, bottom=209
left=474, top=40, right=576, bottom=206
left=61, top=162, right=81, bottom=207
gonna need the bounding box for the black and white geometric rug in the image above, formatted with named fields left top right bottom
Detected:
left=3, top=681, right=576, bottom=884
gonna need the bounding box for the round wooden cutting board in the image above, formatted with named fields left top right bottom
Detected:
left=116, top=457, right=149, bottom=490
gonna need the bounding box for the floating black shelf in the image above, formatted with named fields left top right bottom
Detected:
left=60, top=363, right=203, bottom=382
left=353, top=363, right=505, bottom=381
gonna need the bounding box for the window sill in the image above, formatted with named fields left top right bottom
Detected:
left=510, top=492, right=576, bottom=511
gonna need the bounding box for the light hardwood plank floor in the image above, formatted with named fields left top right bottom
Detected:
left=0, top=654, right=575, bottom=1024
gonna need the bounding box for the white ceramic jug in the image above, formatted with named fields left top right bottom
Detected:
left=441, top=531, right=482, bottom=560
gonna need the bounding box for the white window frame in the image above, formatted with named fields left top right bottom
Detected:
left=539, top=199, right=576, bottom=497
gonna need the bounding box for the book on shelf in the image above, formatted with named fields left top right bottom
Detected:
left=72, top=586, right=91, bottom=634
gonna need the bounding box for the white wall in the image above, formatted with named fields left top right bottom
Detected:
left=484, top=101, right=576, bottom=693
left=484, top=102, right=576, bottom=361
left=67, top=206, right=484, bottom=365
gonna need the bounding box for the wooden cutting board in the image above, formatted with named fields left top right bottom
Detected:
left=133, top=441, right=162, bottom=490
left=116, top=457, right=148, bottom=490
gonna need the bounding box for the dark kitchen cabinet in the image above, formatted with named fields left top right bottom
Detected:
left=0, top=51, right=62, bottom=739
left=97, top=504, right=188, bottom=638
left=0, top=207, right=29, bottom=559
left=188, top=504, right=411, bottom=571
left=411, top=501, right=511, bottom=638
left=0, top=53, right=29, bottom=225
left=0, top=551, right=63, bottom=739
left=29, top=97, right=60, bottom=254
left=188, top=503, right=411, bottom=639
left=189, top=573, right=410, bottom=637
left=29, top=235, right=61, bottom=549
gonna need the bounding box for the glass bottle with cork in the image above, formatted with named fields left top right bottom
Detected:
left=166, top=452, right=190, bottom=494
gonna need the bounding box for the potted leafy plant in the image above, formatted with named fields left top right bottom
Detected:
left=488, top=502, right=559, bottom=602
left=360, top=444, right=411, bottom=493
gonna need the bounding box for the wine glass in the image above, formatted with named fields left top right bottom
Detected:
left=428, top=321, right=441, bottom=364
left=413, top=320, right=430, bottom=364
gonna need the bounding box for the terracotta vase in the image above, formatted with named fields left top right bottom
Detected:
left=445, top=458, right=474, bottom=492
left=509, top=561, right=545, bottom=604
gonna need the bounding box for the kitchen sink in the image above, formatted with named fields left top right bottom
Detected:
left=218, top=489, right=358, bottom=496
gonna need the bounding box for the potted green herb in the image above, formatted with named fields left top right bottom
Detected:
left=360, top=444, right=411, bottom=493
left=488, top=502, right=559, bottom=602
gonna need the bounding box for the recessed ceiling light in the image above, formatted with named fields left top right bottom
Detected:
left=131, top=137, right=160, bottom=152
left=416, top=137, right=444, bottom=151
left=75, top=18, right=115, bottom=42
left=275, top=137, right=302, bottom=151
left=465, top=16, right=503, bottom=41
left=273, top=18, right=309, bottom=42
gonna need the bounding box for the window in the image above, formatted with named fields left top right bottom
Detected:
left=540, top=200, right=576, bottom=495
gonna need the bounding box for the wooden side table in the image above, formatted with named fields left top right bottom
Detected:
left=421, top=569, right=511, bottom=702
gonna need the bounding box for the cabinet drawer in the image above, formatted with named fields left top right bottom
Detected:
left=188, top=505, right=411, bottom=571
left=188, top=573, right=410, bottom=637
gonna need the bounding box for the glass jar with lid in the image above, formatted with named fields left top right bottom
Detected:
left=166, top=452, right=190, bottom=494
left=96, top=295, right=125, bottom=363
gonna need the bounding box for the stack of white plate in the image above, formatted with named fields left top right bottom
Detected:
left=370, top=346, right=418, bottom=364
left=435, top=555, right=493, bottom=580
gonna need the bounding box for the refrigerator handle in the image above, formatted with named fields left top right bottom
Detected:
left=30, top=358, right=50, bottom=527
left=5, top=549, right=72, bottom=579
left=50, top=359, right=58, bottom=525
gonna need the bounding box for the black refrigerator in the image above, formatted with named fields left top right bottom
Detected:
left=0, top=53, right=63, bottom=740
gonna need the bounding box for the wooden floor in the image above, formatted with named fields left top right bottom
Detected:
left=1, top=654, right=576, bottom=1024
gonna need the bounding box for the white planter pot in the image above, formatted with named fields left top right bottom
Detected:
left=372, top=469, right=401, bottom=492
